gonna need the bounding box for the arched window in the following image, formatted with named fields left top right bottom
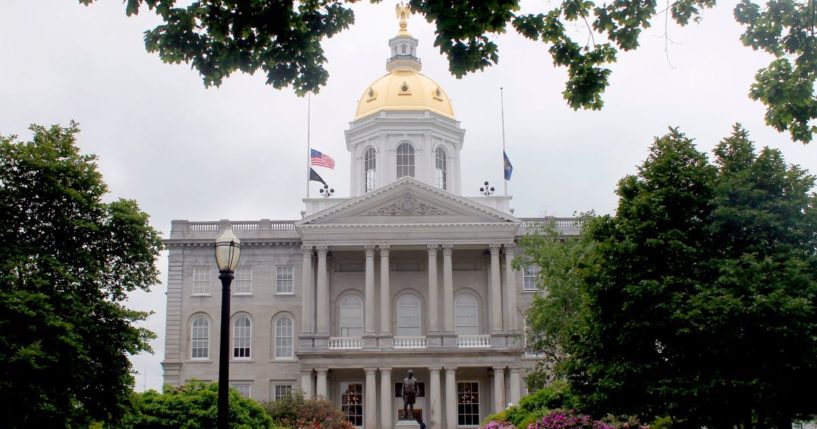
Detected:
left=454, top=294, right=478, bottom=335
left=364, top=148, right=376, bottom=193
left=397, top=294, right=421, bottom=336
left=339, top=295, right=363, bottom=337
left=396, top=143, right=415, bottom=178
left=435, top=147, right=447, bottom=190
left=233, top=316, right=251, bottom=359
left=191, top=316, right=209, bottom=359
left=274, top=315, right=294, bottom=359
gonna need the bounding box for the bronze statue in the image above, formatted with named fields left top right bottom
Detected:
left=402, top=369, right=417, bottom=419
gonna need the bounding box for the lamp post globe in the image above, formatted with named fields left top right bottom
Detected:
left=215, top=227, right=240, bottom=429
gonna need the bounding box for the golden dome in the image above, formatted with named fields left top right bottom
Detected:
left=354, top=69, right=455, bottom=120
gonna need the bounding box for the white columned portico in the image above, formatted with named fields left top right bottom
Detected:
left=316, top=246, right=329, bottom=335
left=364, top=245, right=377, bottom=334
left=444, top=367, right=457, bottom=429
left=316, top=368, right=328, bottom=398
left=380, top=368, right=393, bottom=429
left=301, top=245, right=314, bottom=334
left=428, top=366, right=441, bottom=429
left=504, top=243, right=517, bottom=331
left=493, top=366, right=506, bottom=413
left=365, top=368, right=377, bottom=429
left=509, top=367, right=522, bottom=406
left=489, top=244, right=503, bottom=333
left=380, top=245, right=391, bottom=334
left=300, top=369, right=314, bottom=399
left=427, top=245, right=439, bottom=332
left=442, top=244, right=454, bottom=332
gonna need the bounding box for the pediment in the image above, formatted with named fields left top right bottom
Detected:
left=297, top=177, right=517, bottom=227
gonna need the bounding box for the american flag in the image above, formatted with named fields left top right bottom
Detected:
left=310, top=149, right=335, bottom=169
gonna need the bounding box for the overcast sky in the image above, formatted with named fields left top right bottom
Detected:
left=2, top=0, right=815, bottom=391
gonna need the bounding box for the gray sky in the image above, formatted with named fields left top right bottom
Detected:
left=2, top=0, right=815, bottom=391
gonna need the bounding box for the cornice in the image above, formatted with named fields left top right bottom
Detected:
left=164, top=239, right=300, bottom=248
left=298, top=222, right=518, bottom=230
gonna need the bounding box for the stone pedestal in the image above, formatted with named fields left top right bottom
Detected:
left=396, top=421, right=420, bottom=428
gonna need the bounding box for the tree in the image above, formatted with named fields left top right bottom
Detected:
left=80, top=0, right=817, bottom=143
left=0, top=123, right=163, bottom=427
left=559, top=126, right=817, bottom=428
left=515, top=216, right=596, bottom=389
left=115, top=381, right=276, bottom=429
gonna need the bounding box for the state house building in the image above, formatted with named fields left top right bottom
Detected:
left=162, top=13, right=578, bottom=429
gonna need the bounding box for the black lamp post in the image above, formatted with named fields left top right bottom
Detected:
left=215, top=227, right=241, bottom=429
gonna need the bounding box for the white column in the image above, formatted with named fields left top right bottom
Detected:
left=364, top=245, right=376, bottom=334
left=445, top=367, right=457, bottom=429
left=316, top=246, right=329, bottom=335
left=489, top=244, right=503, bottom=333
left=380, top=245, right=391, bottom=334
left=493, top=366, right=505, bottom=413
left=365, top=368, right=378, bottom=429
left=442, top=244, right=454, bottom=332
left=509, top=367, right=522, bottom=406
left=300, top=369, right=314, bottom=399
left=301, top=245, right=314, bottom=334
left=504, top=244, right=518, bottom=332
left=427, top=245, right=439, bottom=333
left=380, top=368, right=393, bottom=429
left=316, top=368, right=328, bottom=398
left=429, top=366, right=441, bottom=429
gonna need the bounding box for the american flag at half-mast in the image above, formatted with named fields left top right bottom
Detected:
left=310, top=148, right=335, bottom=169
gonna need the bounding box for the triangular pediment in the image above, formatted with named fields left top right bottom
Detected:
left=297, top=177, right=517, bottom=227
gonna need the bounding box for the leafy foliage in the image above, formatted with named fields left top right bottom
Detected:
left=0, top=123, right=163, bottom=427
left=263, top=392, right=354, bottom=429
left=114, top=381, right=276, bottom=429
left=558, top=125, right=817, bottom=427
left=80, top=1, right=817, bottom=142
left=484, top=381, right=581, bottom=429
left=516, top=216, right=596, bottom=385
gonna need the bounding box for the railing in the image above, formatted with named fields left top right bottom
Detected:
left=328, top=336, right=363, bottom=350
left=190, top=222, right=218, bottom=231
left=231, top=222, right=259, bottom=231
left=519, top=217, right=583, bottom=229
left=393, top=336, right=427, bottom=349
left=185, top=220, right=296, bottom=232
left=387, top=54, right=421, bottom=64
left=456, top=334, right=491, bottom=348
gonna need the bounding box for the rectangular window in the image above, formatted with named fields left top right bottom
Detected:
left=234, top=266, right=252, bottom=295
left=341, top=382, right=363, bottom=427
left=230, top=382, right=251, bottom=398
left=276, top=265, right=294, bottom=294
left=457, top=381, right=480, bottom=426
left=523, top=265, right=540, bottom=291
left=271, top=384, right=294, bottom=401
left=193, top=267, right=210, bottom=295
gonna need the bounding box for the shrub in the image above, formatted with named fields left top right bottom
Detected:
left=114, top=381, right=275, bottom=429
left=264, top=393, right=353, bottom=429
left=484, top=381, right=580, bottom=428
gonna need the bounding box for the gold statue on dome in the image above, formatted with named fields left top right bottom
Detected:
left=395, top=2, right=411, bottom=32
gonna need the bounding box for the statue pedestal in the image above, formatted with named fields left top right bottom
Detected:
left=396, top=420, right=420, bottom=428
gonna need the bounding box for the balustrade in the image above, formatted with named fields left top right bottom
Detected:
left=393, top=336, right=427, bottom=349
left=456, top=334, right=491, bottom=348
left=328, top=336, right=363, bottom=350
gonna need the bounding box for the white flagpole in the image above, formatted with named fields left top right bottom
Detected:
left=306, top=93, right=311, bottom=199
left=500, top=87, right=508, bottom=196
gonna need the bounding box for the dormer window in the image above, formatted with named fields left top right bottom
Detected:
left=364, top=147, right=376, bottom=192
left=396, top=143, right=415, bottom=178
left=435, top=147, right=447, bottom=190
